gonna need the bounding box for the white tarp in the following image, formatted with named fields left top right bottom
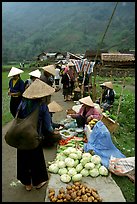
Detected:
left=45, top=173, right=126, bottom=202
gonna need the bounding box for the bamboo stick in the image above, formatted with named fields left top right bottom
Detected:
left=81, top=71, right=86, bottom=98
left=115, top=71, right=126, bottom=122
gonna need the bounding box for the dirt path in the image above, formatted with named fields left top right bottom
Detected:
left=2, top=89, right=75, bottom=202
left=2, top=83, right=134, bottom=202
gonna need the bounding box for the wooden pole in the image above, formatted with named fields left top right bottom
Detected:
left=81, top=71, right=86, bottom=98
left=115, top=71, right=126, bottom=122
left=92, top=64, right=97, bottom=102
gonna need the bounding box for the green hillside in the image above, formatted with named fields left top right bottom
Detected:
left=2, top=2, right=135, bottom=62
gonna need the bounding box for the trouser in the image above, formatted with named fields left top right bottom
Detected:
left=10, top=96, right=22, bottom=118
left=17, top=144, right=49, bottom=186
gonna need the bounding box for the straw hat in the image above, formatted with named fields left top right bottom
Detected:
left=22, top=78, right=55, bottom=99
left=79, top=96, right=94, bottom=107
left=48, top=100, right=63, bottom=113
left=8, top=67, right=24, bottom=77
left=29, top=69, right=41, bottom=78
left=41, top=65, right=55, bottom=76
left=100, top=81, right=113, bottom=89
left=74, top=87, right=81, bottom=92
left=68, top=61, right=74, bottom=67
left=61, top=65, right=66, bottom=69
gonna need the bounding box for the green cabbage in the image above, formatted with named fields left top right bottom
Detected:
left=65, top=158, right=75, bottom=167
left=75, top=163, right=83, bottom=172
left=69, top=153, right=79, bottom=160
left=84, top=162, right=95, bottom=170
left=68, top=168, right=77, bottom=176
left=57, top=161, right=66, bottom=168
left=80, top=168, right=89, bottom=177
left=58, top=168, right=68, bottom=175
left=99, top=166, right=108, bottom=176
left=89, top=168, right=100, bottom=177
left=72, top=173, right=82, bottom=182
left=91, top=155, right=101, bottom=164
left=60, top=174, right=71, bottom=183
left=48, top=164, right=59, bottom=174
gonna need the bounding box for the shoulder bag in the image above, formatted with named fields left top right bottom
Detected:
left=4, top=105, right=41, bottom=150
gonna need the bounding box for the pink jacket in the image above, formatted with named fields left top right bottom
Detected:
left=75, top=104, right=102, bottom=120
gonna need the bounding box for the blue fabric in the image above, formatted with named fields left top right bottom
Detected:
left=9, top=78, right=25, bottom=94
left=84, top=121, right=126, bottom=168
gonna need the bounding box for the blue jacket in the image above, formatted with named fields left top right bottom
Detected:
left=17, top=99, right=53, bottom=134
left=9, top=78, right=25, bottom=94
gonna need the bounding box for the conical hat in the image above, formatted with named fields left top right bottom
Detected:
left=22, top=78, right=55, bottom=99
left=61, top=65, right=66, bottom=69
left=100, top=81, right=113, bottom=89
left=29, top=69, right=41, bottom=78
left=48, top=100, right=63, bottom=112
left=74, top=87, right=81, bottom=92
left=42, top=65, right=55, bottom=76
left=68, top=61, right=74, bottom=67
left=79, top=96, right=94, bottom=107
left=8, top=67, right=24, bottom=77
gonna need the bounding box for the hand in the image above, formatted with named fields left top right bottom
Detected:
left=58, top=125, right=64, bottom=130
left=8, top=91, right=11, bottom=96
left=53, top=130, right=59, bottom=135
left=87, top=115, right=93, bottom=123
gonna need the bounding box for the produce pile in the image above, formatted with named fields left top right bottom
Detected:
left=88, top=118, right=98, bottom=129
left=48, top=181, right=103, bottom=202
left=104, top=110, right=117, bottom=121
left=48, top=146, right=109, bottom=183
left=58, top=136, right=87, bottom=151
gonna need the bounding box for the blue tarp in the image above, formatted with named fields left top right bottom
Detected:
left=84, top=121, right=126, bottom=168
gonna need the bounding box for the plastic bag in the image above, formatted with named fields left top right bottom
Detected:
left=84, top=121, right=125, bottom=168
left=108, top=156, right=135, bottom=182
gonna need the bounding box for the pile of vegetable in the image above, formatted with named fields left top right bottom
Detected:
left=88, top=118, right=98, bottom=129
left=48, top=147, right=109, bottom=183
left=48, top=181, right=103, bottom=202
left=57, top=136, right=87, bottom=153
left=104, top=110, right=117, bottom=121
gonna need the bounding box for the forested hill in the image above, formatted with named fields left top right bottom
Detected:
left=2, top=2, right=135, bottom=62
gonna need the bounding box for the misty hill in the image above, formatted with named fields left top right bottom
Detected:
left=2, top=2, right=135, bottom=62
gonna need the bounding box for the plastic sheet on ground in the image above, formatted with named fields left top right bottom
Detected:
left=45, top=173, right=126, bottom=202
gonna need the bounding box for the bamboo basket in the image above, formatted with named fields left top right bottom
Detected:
left=101, top=113, right=119, bottom=134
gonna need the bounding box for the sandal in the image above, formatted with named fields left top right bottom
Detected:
left=36, top=181, right=47, bottom=189
left=25, top=185, right=32, bottom=191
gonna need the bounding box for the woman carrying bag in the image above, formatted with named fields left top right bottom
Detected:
left=16, top=79, right=56, bottom=191
left=8, top=67, right=25, bottom=118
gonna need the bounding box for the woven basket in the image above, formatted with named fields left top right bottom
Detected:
left=101, top=113, right=119, bottom=134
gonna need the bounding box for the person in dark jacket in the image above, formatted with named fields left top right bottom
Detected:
left=61, top=66, right=71, bottom=101
left=48, top=100, right=64, bottom=130
left=40, top=65, right=55, bottom=104
left=100, top=81, right=115, bottom=111
left=16, top=79, right=58, bottom=191
left=8, top=67, right=25, bottom=118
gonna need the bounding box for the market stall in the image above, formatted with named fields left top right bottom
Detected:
left=44, top=113, right=128, bottom=202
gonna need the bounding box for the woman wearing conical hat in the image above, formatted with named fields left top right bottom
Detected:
left=15, top=79, right=57, bottom=191
left=99, top=81, right=115, bottom=111
left=68, top=96, right=102, bottom=128
left=48, top=100, right=64, bottom=130
left=40, top=64, right=55, bottom=87
left=24, top=69, right=41, bottom=89
left=8, top=67, right=25, bottom=117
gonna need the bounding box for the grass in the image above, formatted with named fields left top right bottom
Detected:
left=2, top=71, right=135, bottom=201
